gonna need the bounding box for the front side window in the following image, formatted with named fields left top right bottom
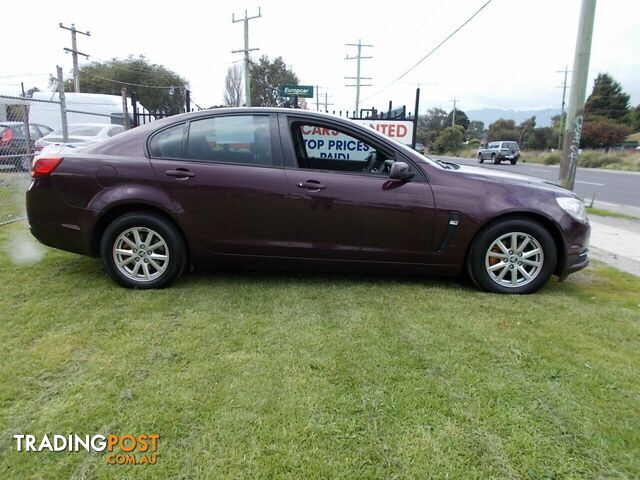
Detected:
left=185, top=115, right=273, bottom=166
left=292, top=123, right=393, bottom=175
left=148, top=124, right=185, bottom=158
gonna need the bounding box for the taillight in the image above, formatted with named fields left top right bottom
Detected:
left=32, top=157, right=63, bottom=178
left=0, top=128, right=13, bottom=145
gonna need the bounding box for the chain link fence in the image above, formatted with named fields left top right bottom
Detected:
left=0, top=90, right=148, bottom=225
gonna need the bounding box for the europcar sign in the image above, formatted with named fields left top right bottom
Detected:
left=278, top=85, right=314, bottom=98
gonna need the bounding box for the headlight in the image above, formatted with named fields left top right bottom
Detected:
left=556, top=196, right=587, bottom=223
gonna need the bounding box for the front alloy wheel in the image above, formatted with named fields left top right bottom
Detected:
left=484, top=232, right=543, bottom=288
left=468, top=218, right=557, bottom=294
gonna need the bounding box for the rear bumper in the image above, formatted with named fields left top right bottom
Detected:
left=26, top=178, right=94, bottom=255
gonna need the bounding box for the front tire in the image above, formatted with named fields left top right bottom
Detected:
left=478, top=153, right=484, bottom=164
left=510, top=158, right=518, bottom=165
left=100, top=212, right=187, bottom=289
left=492, top=153, right=500, bottom=164
left=467, top=218, right=557, bottom=294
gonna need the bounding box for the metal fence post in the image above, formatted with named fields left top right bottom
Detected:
left=56, top=66, right=69, bottom=142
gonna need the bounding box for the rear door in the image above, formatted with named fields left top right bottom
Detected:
left=278, top=115, right=435, bottom=264
left=149, top=113, right=290, bottom=257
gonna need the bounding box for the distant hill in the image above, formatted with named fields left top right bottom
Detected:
left=466, top=108, right=560, bottom=128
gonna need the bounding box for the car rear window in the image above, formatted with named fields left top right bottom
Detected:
left=148, top=124, right=185, bottom=158
left=184, top=115, right=273, bottom=166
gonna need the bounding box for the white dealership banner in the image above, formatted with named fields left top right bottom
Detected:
left=301, top=120, right=414, bottom=160
left=354, top=120, right=414, bottom=145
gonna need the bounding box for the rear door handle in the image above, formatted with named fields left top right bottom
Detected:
left=165, top=169, right=195, bottom=179
left=297, top=180, right=326, bottom=191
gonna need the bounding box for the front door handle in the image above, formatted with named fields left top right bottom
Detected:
left=165, top=169, right=195, bottom=179
left=297, top=180, right=326, bottom=191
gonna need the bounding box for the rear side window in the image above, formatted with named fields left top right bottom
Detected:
left=185, top=115, right=273, bottom=166
left=149, top=124, right=185, bottom=158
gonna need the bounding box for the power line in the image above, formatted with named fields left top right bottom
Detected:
left=84, top=73, right=185, bottom=90
left=362, top=0, right=493, bottom=102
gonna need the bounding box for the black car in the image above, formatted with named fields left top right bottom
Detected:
left=0, top=122, right=53, bottom=171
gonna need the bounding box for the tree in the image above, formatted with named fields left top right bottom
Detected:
left=50, top=55, right=189, bottom=115
left=486, top=119, right=519, bottom=142
left=223, top=65, right=243, bottom=107
left=249, top=55, right=299, bottom=107
left=416, top=107, right=447, bottom=145
left=584, top=73, right=630, bottom=121
left=624, top=104, right=640, bottom=132
left=581, top=116, right=631, bottom=151
left=526, top=127, right=556, bottom=150
left=466, top=120, right=485, bottom=140
left=517, top=116, right=536, bottom=148
left=431, top=126, right=464, bottom=155
left=445, top=108, right=470, bottom=131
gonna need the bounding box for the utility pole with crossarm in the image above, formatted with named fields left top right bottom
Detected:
left=558, top=0, right=597, bottom=190
left=59, top=23, right=90, bottom=93
left=345, top=40, right=373, bottom=117
left=232, top=8, right=262, bottom=107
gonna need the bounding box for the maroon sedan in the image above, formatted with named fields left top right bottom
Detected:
left=26, top=108, right=589, bottom=293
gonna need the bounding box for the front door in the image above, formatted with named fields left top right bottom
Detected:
left=279, top=116, right=435, bottom=264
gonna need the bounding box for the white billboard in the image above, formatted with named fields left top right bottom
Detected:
left=301, top=120, right=414, bottom=160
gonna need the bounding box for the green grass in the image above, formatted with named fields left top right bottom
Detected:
left=0, top=222, right=639, bottom=479
left=587, top=206, right=639, bottom=221
left=521, top=150, right=640, bottom=171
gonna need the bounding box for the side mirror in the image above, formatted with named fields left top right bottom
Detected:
left=389, top=161, right=414, bottom=181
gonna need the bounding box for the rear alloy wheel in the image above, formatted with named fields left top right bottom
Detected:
left=467, top=218, right=556, bottom=294
left=478, top=153, right=484, bottom=164
left=100, top=212, right=186, bottom=289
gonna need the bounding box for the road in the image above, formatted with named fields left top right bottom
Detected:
left=431, top=155, right=640, bottom=207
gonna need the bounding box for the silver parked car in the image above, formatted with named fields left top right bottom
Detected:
left=35, top=123, right=125, bottom=154
left=478, top=141, right=520, bottom=165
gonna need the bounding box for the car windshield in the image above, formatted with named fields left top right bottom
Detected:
left=52, top=125, right=103, bottom=136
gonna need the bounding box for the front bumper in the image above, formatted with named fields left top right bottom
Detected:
left=558, top=219, right=591, bottom=280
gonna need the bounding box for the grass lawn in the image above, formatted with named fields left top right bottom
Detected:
left=587, top=206, right=639, bottom=221
left=0, top=221, right=639, bottom=479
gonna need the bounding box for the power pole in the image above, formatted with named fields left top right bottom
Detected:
left=557, top=67, right=571, bottom=149
left=232, top=8, right=261, bottom=107
left=59, top=23, right=90, bottom=93
left=558, top=0, right=597, bottom=190
left=451, top=98, right=458, bottom=126
left=345, top=40, right=373, bottom=117
left=324, top=92, right=334, bottom=112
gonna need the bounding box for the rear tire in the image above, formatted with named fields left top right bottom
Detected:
left=467, top=217, right=557, bottom=294
left=100, top=212, right=187, bottom=289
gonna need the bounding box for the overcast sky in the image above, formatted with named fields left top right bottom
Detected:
left=2, top=0, right=638, bottom=115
